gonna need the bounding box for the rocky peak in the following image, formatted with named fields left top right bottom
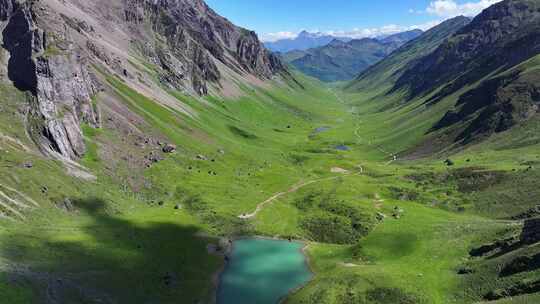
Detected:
left=123, top=0, right=284, bottom=94
left=297, top=31, right=313, bottom=38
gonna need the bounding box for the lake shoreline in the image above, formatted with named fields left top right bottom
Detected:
left=212, top=235, right=314, bottom=304
left=278, top=242, right=315, bottom=304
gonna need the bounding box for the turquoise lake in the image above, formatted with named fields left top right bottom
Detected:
left=217, top=238, right=312, bottom=304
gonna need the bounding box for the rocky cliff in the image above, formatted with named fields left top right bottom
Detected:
left=1, top=0, right=99, bottom=160
left=0, top=0, right=285, bottom=162
left=123, top=0, right=284, bottom=94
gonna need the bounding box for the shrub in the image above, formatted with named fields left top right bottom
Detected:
left=319, top=200, right=373, bottom=237
left=301, top=211, right=358, bottom=244
left=294, top=191, right=322, bottom=211
left=366, top=287, right=419, bottom=304
left=228, top=125, right=258, bottom=139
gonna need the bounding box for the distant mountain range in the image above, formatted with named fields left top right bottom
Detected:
left=264, top=31, right=352, bottom=53
left=281, top=30, right=423, bottom=82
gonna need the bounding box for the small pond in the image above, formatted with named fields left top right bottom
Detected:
left=334, top=144, right=351, bottom=151
left=313, top=126, right=331, bottom=134
left=217, top=238, right=312, bottom=304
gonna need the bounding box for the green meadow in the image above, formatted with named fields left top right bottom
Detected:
left=0, top=67, right=538, bottom=304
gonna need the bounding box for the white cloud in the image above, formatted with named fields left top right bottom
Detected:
left=261, top=20, right=442, bottom=42
left=426, top=0, right=502, bottom=17
left=259, top=31, right=297, bottom=42
left=261, top=0, right=503, bottom=43
left=408, top=8, right=424, bottom=14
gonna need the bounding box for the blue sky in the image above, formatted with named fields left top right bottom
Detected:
left=205, top=0, right=501, bottom=41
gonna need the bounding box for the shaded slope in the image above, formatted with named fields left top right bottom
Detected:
left=348, top=0, right=540, bottom=152
left=412, top=0, right=540, bottom=146
left=394, top=0, right=540, bottom=101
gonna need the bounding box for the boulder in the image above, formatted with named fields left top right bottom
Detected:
left=162, top=144, right=176, bottom=153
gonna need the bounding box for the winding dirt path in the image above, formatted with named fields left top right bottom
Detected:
left=354, top=122, right=397, bottom=165
left=238, top=170, right=362, bottom=220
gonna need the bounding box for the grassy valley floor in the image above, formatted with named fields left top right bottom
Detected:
left=0, top=72, right=539, bottom=303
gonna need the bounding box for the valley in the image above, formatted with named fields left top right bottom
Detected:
left=0, top=0, right=539, bottom=303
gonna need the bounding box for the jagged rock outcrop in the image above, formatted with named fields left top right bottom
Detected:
left=433, top=71, right=540, bottom=142
left=1, top=0, right=99, bottom=160
left=0, top=0, right=13, bottom=20
left=122, top=0, right=284, bottom=94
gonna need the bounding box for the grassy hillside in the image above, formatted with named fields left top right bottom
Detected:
left=1, top=1, right=539, bottom=303
left=347, top=0, right=540, bottom=154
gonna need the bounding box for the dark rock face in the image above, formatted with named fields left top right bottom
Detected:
left=433, top=71, right=540, bottom=143
left=521, top=218, right=540, bottom=245
left=1, top=0, right=99, bottom=160
left=0, top=0, right=13, bottom=21
left=2, top=2, right=38, bottom=93
left=389, top=0, right=540, bottom=147
left=500, top=253, right=540, bottom=277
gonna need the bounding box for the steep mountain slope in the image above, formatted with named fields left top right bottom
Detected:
left=349, top=0, right=540, bottom=150
left=347, top=16, right=471, bottom=92
left=0, top=0, right=285, bottom=164
left=264, top=30, right=352, bottom=53
left=284, top=30, right=423, bottom=82
left=398, top=0, right=540, bottom=145
left=394, top=0, right=540, bottom=100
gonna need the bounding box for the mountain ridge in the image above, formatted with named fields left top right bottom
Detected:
left=264, top=31, right=352, bottom=53
left=347, top=16, right=472, bottom=92
left=282, top=29, right=423, bottom=82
